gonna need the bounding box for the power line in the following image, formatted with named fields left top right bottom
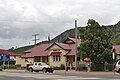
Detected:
left=32, top=34, right=39, bottom=47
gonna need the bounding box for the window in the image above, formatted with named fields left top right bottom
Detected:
left=73, top=57, right=75, bottom=62
left=118, top=61, right=120, bottom=65
left=14, top=56, right=16, bottom=59
left=53, top=56, right=61, bottom=62
left=38, top=63, right=42, bottom=66
left=25, top=58, right=28, bottom=62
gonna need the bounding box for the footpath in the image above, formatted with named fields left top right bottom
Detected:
left=2, top=69, right=119, bottom=75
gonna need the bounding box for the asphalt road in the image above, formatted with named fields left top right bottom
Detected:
left=0, top=75, right=37, bottom=80
left=0, top=71, right=120, bottom=80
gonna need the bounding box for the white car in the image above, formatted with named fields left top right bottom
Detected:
left=28, top=62, right=54, bottom=73
left=115, top=60, right=120, bottom=73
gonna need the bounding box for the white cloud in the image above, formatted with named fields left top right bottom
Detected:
left=0, top=0, right=120, bottom=49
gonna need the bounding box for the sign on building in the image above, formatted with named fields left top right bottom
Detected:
left=0, top=54, right=3, bottom=61
left=0, top=54, right=10, bottom=61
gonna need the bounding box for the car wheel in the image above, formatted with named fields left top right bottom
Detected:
left=29, top=68, right=33, bottom=72
left=42, top=68, right=47, bottom=73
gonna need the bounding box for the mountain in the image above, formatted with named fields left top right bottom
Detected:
left=108, top=21, right=120, bottom=32
left=50, top=27, right=81, bottom=43
left=8, top=21, right=120, bottom=54
left=50, top=21, right=120, bottom=43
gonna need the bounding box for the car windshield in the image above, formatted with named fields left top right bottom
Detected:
left=41, top=63, right=48, bottom=66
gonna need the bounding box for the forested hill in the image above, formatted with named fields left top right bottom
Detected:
left=108, top=21, right=120, bottom=32
left=50, top=21, right=120, bottom=43
left=8, top=21, right=120, bottom=54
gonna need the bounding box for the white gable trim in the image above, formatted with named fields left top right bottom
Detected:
left=49, top=44, right=62, bottom=50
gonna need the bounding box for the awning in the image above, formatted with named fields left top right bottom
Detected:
left=50, top=52, right=61, bottom=56
left=84, top=58, right=91, bottom=61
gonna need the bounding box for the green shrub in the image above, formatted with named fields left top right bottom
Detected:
left=0, top=62, right=3, bottom=65
left=0, top=59, right=16, bottom=65
left=6, top=59, right=16, bottom=64
left=4, top=65, right=17, bottom=69
left=53, top=66, right=60, bottom=70
left=59, top=64, right=65, bottom=70
left=91, top=64, right=104, bottom=71
left=0, top=66, right=3, bottom=71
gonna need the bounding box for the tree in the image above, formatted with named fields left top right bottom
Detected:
left=79, top=19, right=113, bottom=64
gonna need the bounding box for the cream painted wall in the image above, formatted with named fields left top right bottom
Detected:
left=12, top=43, right=75, bottom=67
left=10, top=56, right=22, bottom=65
left=49, top=55, right=66, bottom=67
left=20, top=58, right=34, bottom=67
left=10, top=56, right=34, bottom=67
left=47, top=44, right=67, bottom=67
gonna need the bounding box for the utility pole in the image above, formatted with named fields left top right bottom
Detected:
left=48, top=33, right=50, bottom=44
left=32, top=34, right=39, bottom=47
left=75, top=20, right=78, bottom=71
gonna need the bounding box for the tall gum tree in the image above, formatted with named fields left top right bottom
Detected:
left=79, top=19, right=113, bottom=64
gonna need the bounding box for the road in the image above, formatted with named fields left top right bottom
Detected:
left=0, top=72, right=119, bottom=80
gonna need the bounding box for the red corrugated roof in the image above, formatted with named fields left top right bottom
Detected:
left=64, top=38, right=80, bottom=45
left=54, top=43, right=72, bottom=50
left=63, top=38, right=80, bottom=56
left=21, top=53, right=33, bottom=58
left=23, top=38, right=80, bottom=57
left=53, top=43, right=77, bottom=56
left=0, top=49, right=21, bottom=56
left=66, top=44, right=76, bottom=56
left=113, top=45, right=120, bottom=54
left=22, top=44, right=52, bottom=58
left=44, top=43, right=71, bottom=51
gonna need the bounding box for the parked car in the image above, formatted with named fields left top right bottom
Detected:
left=28, top=62, right=54, bottom=73
left=115, top=60, right=120, bottom=73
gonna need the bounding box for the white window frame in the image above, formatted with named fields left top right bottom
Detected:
left=53, top=56, right=61, bottom=62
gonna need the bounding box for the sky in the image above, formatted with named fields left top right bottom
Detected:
left=0, top=0, right=120, bottom=49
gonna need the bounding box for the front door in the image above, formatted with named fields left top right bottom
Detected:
left=66, top=56, right=75, bottom=69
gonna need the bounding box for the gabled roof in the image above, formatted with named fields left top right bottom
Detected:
left=63, top=38, right=75, bottom=44
left=44, top=38, right=80, bottom=56
left=0, top=49, right=21, bottom=56
left=45, top=42, right=71, bottom=51
left=113, top=45, right=120, bottom=54
left=22, top=43, right=52, bottom=57
left=64, top=38, right=80, bottom=45
left=21, top=53, right=33, bottom=58
left=22, top=38, right=81, bottom=57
